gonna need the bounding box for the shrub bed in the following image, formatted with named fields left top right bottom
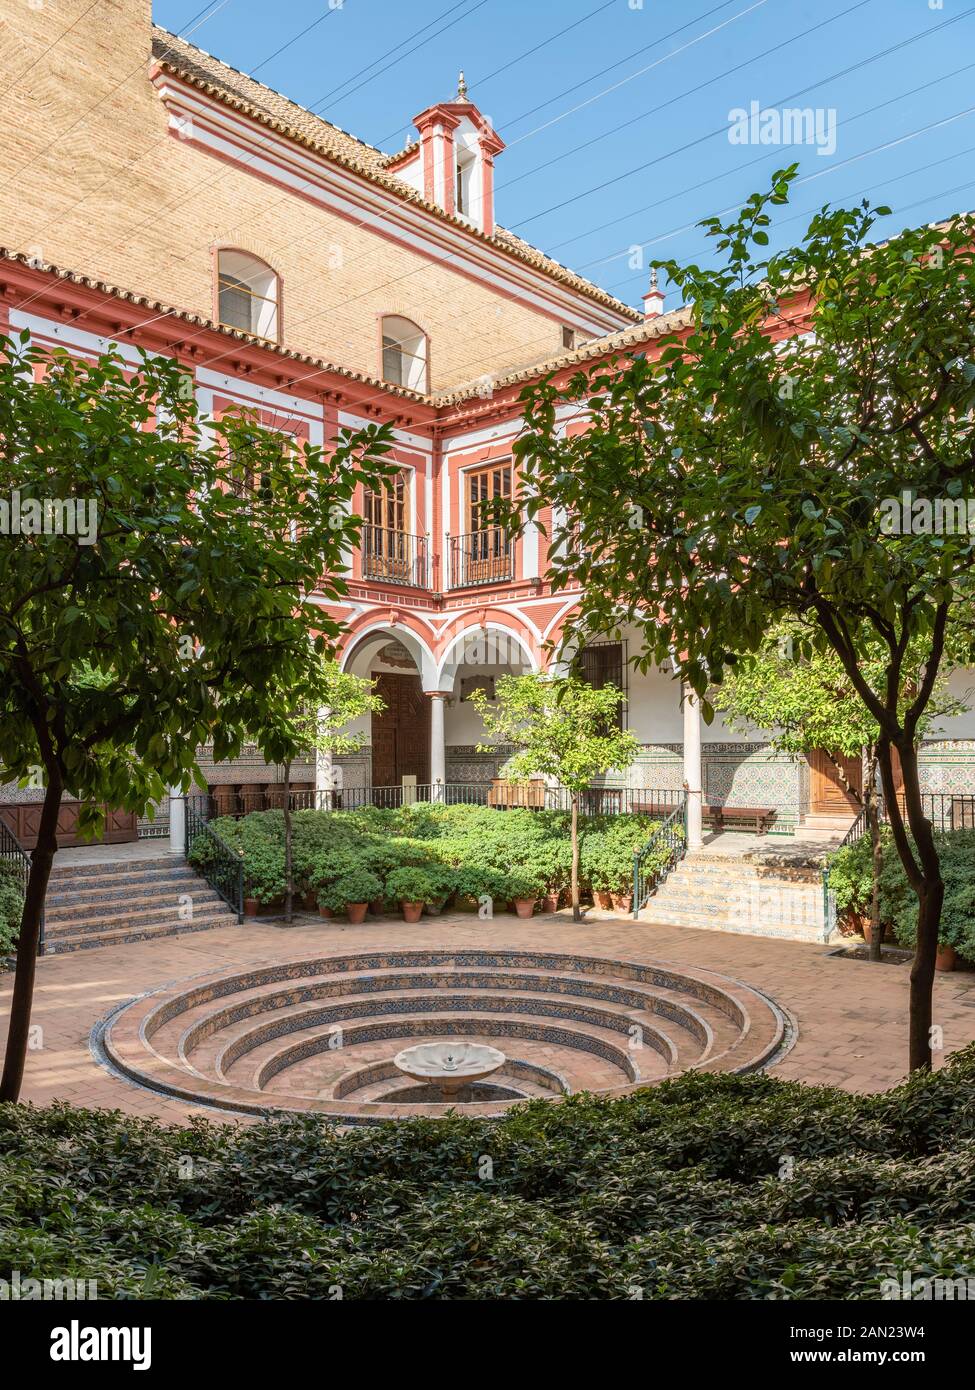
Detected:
left=188, top=804, right=662, bottom=916
left=3, top=1048, right=975, bottom=1297
left=827, top=827, right=975, bottom=956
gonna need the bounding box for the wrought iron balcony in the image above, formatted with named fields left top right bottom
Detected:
left=448, top=527, right=514, bottom=587
left=361, top=524, right=431, bottom=588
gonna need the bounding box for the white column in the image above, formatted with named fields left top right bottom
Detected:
left=168, top=787, right=186, bottom=857
left=428, top=692, right=448, bottom=799
left=682, top=683, right=704, bottom=851
left=315, top=706, right=333, bottom=808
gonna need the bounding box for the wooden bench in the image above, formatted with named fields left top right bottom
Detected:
left=704, top=804, right=776, bottom=835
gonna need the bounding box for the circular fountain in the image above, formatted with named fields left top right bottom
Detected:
left=393, top=1041, right=506, bottom=1101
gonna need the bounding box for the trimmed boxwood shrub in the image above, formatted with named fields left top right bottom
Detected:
left=385, top=866, right=441, bottom=905
left=325, top=868, right=383, bottom=911
left=3, top=1046, right=975, bottom=1298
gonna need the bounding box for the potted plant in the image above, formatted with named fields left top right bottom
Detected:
left=422, top=866, right=457, bottom=917
left=581, top=831, right=614, bottom=909
left=505, top=868, right=543, bottom=919
left=242, top=840, right=286, bottom=917
left=385, top=866, right=438, bottom=923
left=328, top=868, right=383, bottom=924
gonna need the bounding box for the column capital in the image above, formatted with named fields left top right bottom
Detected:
left=424, top=689, right=452, bottom=699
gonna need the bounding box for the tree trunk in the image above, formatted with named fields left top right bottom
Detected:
left=864, top=748, right=883, bottom=963
left=283, top=759, right=293, bottom=925
left=0, top=773, right=64, bottom=1103
left=880, top=740, right=942, bottom=1072
left=571, top=794, right=581, bottom=922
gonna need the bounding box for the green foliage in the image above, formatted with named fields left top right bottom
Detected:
left=826, top=834, right=875, bottom=917
left=711, top=620, right=965, bottom=760
left=4, top=1047, right=975, bottom=1297
left=329, top=868, right=383, bottom=908
left=0, top=330, right=394, bottom=830
left=470, top=673, right=638, bottom=792
left=581, top=816, right=659, bottom=893
left=216, top=805, right=661, bottom=914
left=828, top=828, right=975, bottom=954
left=384, top=866, right=441, bottom=905
left=0, top=862, right=23, bottom=957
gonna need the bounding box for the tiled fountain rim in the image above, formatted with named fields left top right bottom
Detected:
left=97, top=948, right=794, bottom=1123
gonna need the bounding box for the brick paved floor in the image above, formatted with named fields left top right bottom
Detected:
left=3, top=909, right=974, bottom=1123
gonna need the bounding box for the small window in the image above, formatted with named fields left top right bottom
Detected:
left=217, top=250, right=279, bottom=341
left=456, top=151, right=475, bottom=218
left=561, top=326, right=577, bottom=351
left=578, top=641, right=626, bottom=729
left=381, top=316, right=428, bottom=391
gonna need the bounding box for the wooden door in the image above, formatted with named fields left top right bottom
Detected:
left=808, top=749, right=863, bottom=814
left=371, top=673, right=430, bottom=788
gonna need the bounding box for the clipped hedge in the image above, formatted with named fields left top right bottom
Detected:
left=3, top=1047, right=975, bottom=1298
left=189, top=804, right=661, bottom=912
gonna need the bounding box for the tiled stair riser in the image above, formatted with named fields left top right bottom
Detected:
left=43, top=858, right=238, bottom=952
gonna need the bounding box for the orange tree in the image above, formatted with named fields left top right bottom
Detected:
left=504, top=173, right=975, bottom=1071
left=0, top=332, right=392, bottom=1100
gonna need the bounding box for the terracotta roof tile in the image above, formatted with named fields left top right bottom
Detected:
left=434, top=306, right=694, bottom=405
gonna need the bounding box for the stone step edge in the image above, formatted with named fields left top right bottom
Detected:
left=43, top=916, right=239, bottom=954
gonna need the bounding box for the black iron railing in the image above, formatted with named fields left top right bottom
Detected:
left=361, top=525, right=431, bottom=588
left=185, top=796, right=244, bottom=922
left=191, top=783, right=700, bottom=818
left=0, top=815, right=34, bottom=954
left=544, top=786, right=682, bottom=817
left=631, top=793, right=688, bottom=918
left=449, top=528, right=513, bottom=587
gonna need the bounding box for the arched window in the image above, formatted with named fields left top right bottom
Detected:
left=217, top=250, right=279, bottom=341
left=381, top=316, right=428, bottom=391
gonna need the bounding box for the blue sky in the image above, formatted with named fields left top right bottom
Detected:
left=154, top=0, right=975, bottom=312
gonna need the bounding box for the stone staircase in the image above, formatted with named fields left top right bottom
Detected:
left=43, top=854, right=239, bottom=954
left=639, top=848, right=828, bottom=942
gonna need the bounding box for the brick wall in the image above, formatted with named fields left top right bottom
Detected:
left=0, top=0, right=597, bottom=390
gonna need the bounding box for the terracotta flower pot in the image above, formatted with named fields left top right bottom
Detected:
left=611, top=892, right=633, bottom=913
left=594, top=890, right=613, bottom=911
left=368, top=898, right=386, bottom=916
left=401, top=901, right=424, bottom=923
left=303, top=890, right=318, bottom=911
left=513, top=897, right=537, bottom=919
left=861, top=920, right=883, bottom=947
left=318, top=905, right=334, bottom=920
left=540, top=893, right=560, bottom=914
left=936, top=943, right=957, bottom=973
left=243, top=897, right=259, bottom=917
left=346, top=902, right=368, bottom=924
